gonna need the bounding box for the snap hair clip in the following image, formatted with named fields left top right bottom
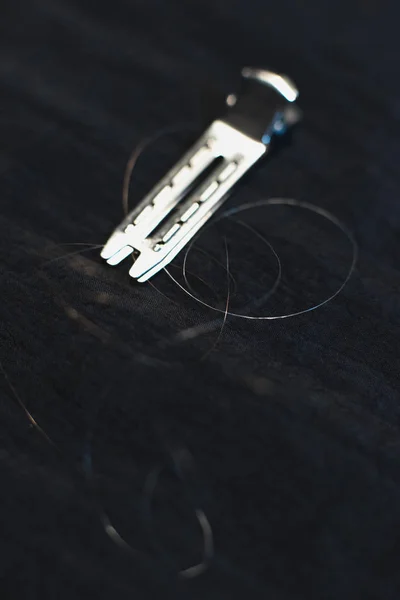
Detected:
left=101, top=67, right=301, bottom=282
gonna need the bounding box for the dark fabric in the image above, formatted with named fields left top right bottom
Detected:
left=1, top=1, right=400, bottom=598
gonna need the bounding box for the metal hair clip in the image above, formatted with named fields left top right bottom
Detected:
left=101, top=67, right=301, bottom=282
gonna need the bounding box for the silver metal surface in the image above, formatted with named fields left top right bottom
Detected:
left=101, top=67, right=301, bottom=282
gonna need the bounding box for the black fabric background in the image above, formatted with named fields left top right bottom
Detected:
left=1, top=1, right=400, bottom=598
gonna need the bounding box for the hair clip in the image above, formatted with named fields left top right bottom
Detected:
left=101, top=67, right=301, bottom=282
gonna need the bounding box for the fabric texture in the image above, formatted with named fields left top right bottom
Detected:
left=1, top=1, right=400, bottom=598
